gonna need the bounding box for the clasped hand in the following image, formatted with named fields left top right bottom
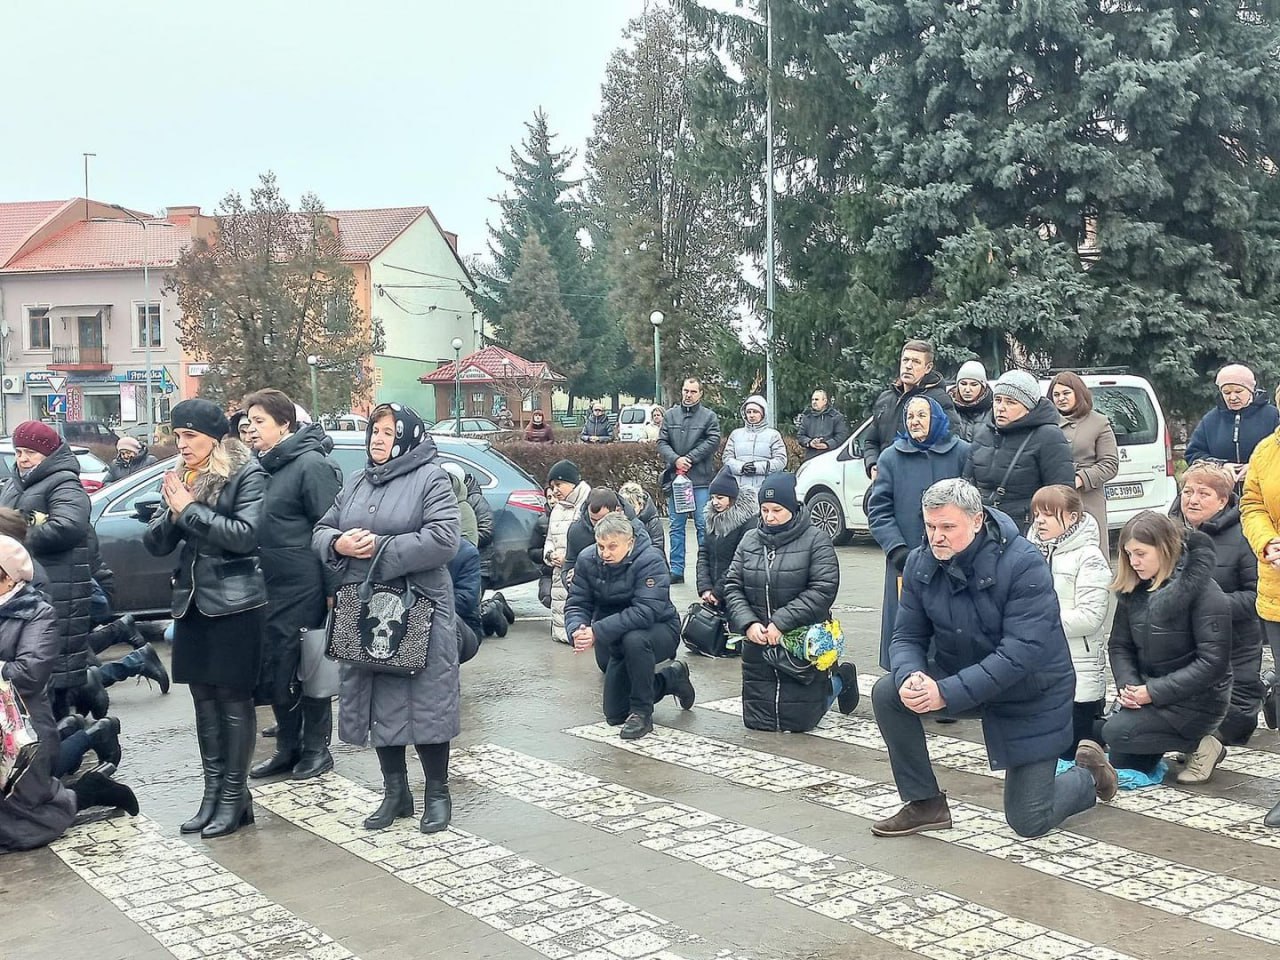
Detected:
left=571, top=624, right=595, bottom=653
left=899, top=671, right=945, bottom=714
left=335, top=528, right=377, bottom=559
left=745, top=622, right=781, bottom=646
left=1117, top=684, right=1152, bottom=709
left=161, top=471, right=194, bottom=516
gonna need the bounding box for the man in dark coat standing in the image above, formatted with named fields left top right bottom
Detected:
left=580, top=404, right=614, bottom=443
left=869, top=478, right=1117, bottom=839
left=565, top=512, right=695, bottom=740
left=657, top=377, right=721, bottom=583
left=862, top=340, right=959, bottom=478
left=796, top=389, right=850, bottom=461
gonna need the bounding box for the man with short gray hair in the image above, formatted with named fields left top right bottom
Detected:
left=869, top=478, right=1117, bottom=839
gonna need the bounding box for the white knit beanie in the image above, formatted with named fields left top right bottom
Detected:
left=956, top=360, right=988, bottom=385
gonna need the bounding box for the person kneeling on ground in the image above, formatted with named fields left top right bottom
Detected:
left=870, top=478, right=1117, bottom=840
left=0, top=535, right=137, bottom=854
left=564, top=512, right=695, bottom=740
left=722, top=473, right=857, bottom=730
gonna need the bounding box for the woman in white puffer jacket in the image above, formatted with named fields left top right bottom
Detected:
left=1027, top=484, right=1112, bottom=758
left=543, top=460, right=590, bottom=645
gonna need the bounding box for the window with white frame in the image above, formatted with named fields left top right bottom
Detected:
left=135, top=302, right=162, bottom=349
left=27, top=306, right=51, bottom=350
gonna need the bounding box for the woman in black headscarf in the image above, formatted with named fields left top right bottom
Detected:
left=313, top=403, right=462, bottom=834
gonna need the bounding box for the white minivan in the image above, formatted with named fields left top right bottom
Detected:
left=617, top=403, right=661, bottom=442
left=794, top=371, right=1177, bottom=544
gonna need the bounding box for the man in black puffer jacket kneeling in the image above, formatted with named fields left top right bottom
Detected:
left=565, top=513, right=695, bottom=740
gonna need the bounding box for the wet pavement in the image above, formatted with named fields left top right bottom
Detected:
left=5, top=536, right=1280, bottom=959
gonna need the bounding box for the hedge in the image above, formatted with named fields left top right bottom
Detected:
left=492, top=437, right=806, bottom=507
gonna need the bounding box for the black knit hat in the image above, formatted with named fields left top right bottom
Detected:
left=170, top=399, right=230, bottom=441
left=547, top=459, right=581, bottom=486
left=758, top=472, right=799, bottom=513
left=709, top=468, right=739, bottom=499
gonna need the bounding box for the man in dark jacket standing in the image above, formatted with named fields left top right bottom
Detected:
left=796, top=389, right=850, bottom=461
left=657, top=377, right=721, bottom=583
left=862, top=340, right=959, bottom=478
left=565, top=513, right=695, bottom=740
left=580, top=404, right=613, bottom=443
left=1186, top=363, right=1280, bottom=488
left=870, top=479, right=1117, bottom=839
left=963, top=369, right=1076, bottom=533
left=105, top=436, right=157, bottom=484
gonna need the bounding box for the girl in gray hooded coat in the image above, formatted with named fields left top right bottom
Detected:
left=723, top=395, right=787, bottom=492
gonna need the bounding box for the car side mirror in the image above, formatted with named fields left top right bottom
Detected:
left=133, top=495, right=163, bottom=523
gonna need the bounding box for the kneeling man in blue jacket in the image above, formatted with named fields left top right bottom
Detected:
left=870, top=478, right=1118, bottom=839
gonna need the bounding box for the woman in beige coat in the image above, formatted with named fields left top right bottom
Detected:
left=1050, top=372, right=1119, bottom=544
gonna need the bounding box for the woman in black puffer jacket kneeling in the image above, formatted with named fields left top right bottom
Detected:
left=723, top=474, right=856, bottom=732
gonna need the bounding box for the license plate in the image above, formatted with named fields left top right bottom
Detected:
left=1105, top=483, right=1144, bottom=501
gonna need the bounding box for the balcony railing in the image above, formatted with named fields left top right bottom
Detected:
left=51, top=344, right=110, bottom=367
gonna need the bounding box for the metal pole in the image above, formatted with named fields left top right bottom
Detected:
left=455, top=349, right=462, bottom=436
left=653, top=327, right=662, bottom=406
left=310, top=363, right=319, bottom=416
left=764, top=0, right=777, bottom=428
left=111, top=206, right=154, bottom=440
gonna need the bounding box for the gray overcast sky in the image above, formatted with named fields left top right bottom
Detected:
left=0, top=0, right=656, bottom=259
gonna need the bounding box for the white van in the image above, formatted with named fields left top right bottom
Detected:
left=794, top=371, right=1176, bottom=544
left=617, top=403, right=661, bottom=442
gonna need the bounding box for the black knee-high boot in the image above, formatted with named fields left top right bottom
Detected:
left=250, top=702, right=301, bottom=778
left=365, top=746, right=413, bottom=830
left=417, top=741, right=451, bottom=834
left=202, top=698, right=256, bottom=839
left=182, top=698, right=224, bottom=834
left=291, top=697, right=334, bottom=779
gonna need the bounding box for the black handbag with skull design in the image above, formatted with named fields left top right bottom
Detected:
left=325, top=538, right=435, bottom=675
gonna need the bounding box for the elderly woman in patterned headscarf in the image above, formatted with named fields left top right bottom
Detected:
left=313, top=403, right=462, bottom=835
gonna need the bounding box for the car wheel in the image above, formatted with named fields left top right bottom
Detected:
left=807, top=492, right=851, bottom=546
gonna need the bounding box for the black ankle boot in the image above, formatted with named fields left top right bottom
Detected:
left=58, top=713, right=87, bottom=741
left=250, top=703, right=301, bottom=779
left=86, top=716, right=122, bottom=767
left=182, top=699, right=223, bottom=834
left=364, top=772, right=414, bottom=830
left=77, top=668, right=110, bottom=719
left=202, top=699, right=256, bottom=839
left=71, top=771, right=139, bottom=816
left=138, top=643, right=170, bottom=694
left=291, top=698, right=334, bottom=780
left=420, top=780, right=451, bottom=834
left=481, top=601, right=508, bottom=638
left=494, top=592, right=516, bottom=624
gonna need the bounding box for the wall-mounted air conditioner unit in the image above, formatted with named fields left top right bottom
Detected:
left=1, top=376, right=24, bottom=395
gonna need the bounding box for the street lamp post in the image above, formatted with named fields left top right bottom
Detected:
left=649, top=311, right=664, bottom=406
left=111, top=205, right=155, bottom=441
left=307, top=355, right=320, bottom=417
left=451, top=337, right=464, bottom=436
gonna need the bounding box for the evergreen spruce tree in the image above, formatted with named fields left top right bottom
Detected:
left=832, top=1, right=1280, bottom=415
left=502, top=234, right=583, bottom=384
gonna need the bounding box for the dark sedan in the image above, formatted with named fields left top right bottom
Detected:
left=92, top=432, right=547, bottom=616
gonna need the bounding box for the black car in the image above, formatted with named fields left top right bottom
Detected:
left=91, top=431, right=547, bottom=616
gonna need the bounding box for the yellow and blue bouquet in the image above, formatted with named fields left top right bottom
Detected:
left=780, top=619, right=844, bottom=672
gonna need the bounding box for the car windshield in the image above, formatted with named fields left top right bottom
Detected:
left=1093, top=386, right=1158, bottom=445
left=75, top=451, right=107, bottom=473
left=620, top=409, right=647, bottom=424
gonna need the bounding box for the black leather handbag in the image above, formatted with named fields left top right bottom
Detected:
left=681, top=602, right=728, bottom=657
left=326, top=539, right=435, bottom=676
left=762, top=645, right=819, bottom=684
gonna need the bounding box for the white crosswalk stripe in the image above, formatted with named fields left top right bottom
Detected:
left=49, top=815, right=356, bottom=960
left=452, top=744, right=1136, bottom=960
left=697, top=694, right=1280, bottom=849
left=253, top=775, right=756, bottom=960
left=568, top=720, right=1280, bottom=947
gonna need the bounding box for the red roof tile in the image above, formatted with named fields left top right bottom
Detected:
left=0, top=199, right=73, bottom=265
left=419, top=345, right=566, bottom=384
left=0, top=219, right=190, bottom=273
left=327, top=207, right=429, bottom=261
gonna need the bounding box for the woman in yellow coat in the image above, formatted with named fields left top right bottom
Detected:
left=1241, top=385, right=1280, bottom=828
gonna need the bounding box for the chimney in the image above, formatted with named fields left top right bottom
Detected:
left=165, top=205, right=202, bottom=218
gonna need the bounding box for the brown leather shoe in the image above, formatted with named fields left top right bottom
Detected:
left=1074, top=739, right=1118, bottom=802
left=870, top=794, right=952, bottom=837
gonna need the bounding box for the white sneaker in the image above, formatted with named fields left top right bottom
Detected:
left=1176, top=735, right=1226, bottom=784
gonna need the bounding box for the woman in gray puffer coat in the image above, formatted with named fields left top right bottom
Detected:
left=313, top=403, right=461, bottom=835
left=722, top=394, right=787, bottom=492
left=0, top=421, right=92, bottom=718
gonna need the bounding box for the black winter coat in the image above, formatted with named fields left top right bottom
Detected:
left=257, top=423, right=343, bottom=631
left=143, top=440, right=268, bottom=619
left=634, top=493, right=666, bottom=561
left=465, top=474, right=494, bottom=548
left=580, top=413, right=614, bottom=443
left=863, top=371, right=959, bottom=473
left=564, top=539, right=680, bottom=645
left=0, top=444, right=92, bottom=690
left=105, top=452, right=158, bottom=484
left=797, top=407, right=851, bottom=460
left=723, top=512, right=839, bottom=732
left=657, top=402, right=722, bottom=487
left=963, top=398, right=1076, bottom=531
left=696, top=487, right=758, bottom=598
left=950, top=387, right=993, bottom=443
left=1109, top=531, right=1231, bottom=739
